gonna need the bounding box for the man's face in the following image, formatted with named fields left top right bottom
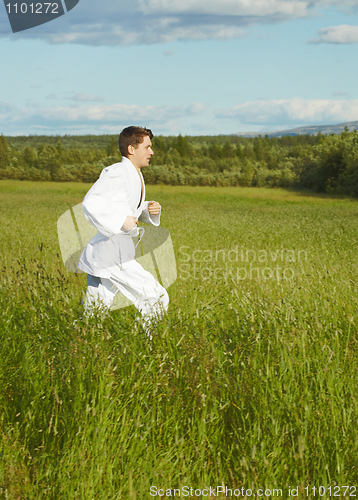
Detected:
left=129, top=135, right=154, bottom=169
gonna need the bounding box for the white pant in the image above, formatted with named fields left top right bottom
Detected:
left=83, top=260, right=169, bottom=324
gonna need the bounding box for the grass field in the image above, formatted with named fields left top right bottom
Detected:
left=0, top=180, right=358, bottom=499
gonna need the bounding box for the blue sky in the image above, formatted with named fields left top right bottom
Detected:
left=1, top=0, right=358, bottom=136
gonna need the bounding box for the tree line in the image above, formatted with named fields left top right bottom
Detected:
left=1, top=129, right=358, bottom=196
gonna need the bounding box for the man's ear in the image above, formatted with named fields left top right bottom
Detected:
left=128, top=145, right=135, bottom=156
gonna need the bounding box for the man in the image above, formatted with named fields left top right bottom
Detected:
left=77, top=126, right=169, bottom=334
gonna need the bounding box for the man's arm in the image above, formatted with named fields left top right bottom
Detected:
left=138, top=201, right=161, bottom=226
left=82, top=168, right=132, bottom=238
left=121, top=215, right=138, bottom=231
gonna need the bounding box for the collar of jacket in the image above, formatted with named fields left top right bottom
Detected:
left=121, top=155, right=145, bottom=204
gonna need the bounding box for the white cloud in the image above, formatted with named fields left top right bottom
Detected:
left=217, top=98, right=358, bottom=125
left=138, top=0, right=309, bottom=17
left=310, top=25, right=358, bottom=44
left=65, top=93, right=105, bottom=102
left=187, top=102, right=208, bottom=114
left=0, top=101, right=15, bottom=114
left=2, top=0, right=356, bottom=46
left=0, top=101, right=207, bottom=134
left=42, top=22, right=244, bottom=45
left=313, top=0, right=358, bottom=5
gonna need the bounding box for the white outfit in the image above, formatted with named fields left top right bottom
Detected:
left=77, top=156, right=169, bottom=322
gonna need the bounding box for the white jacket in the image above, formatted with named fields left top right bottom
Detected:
left=77, top=156, right=160, bottom=277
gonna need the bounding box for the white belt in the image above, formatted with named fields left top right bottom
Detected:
left=134, top=227, right=145, bottom=248
left=126, top=226, right=145, bottom=248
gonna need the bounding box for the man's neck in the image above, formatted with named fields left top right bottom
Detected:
left=125, top=155, right=141, bottom=174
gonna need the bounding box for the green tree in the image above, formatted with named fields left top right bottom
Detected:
left=56, top=137, right=63, bottom=155
left=152, top=136, right=166, bottom=152
left=208, top=142, right=222, bottom=160
left=243, top=142, right=255, bottom=160
left=253, top=136, right=264, bottom=161
left=106, top=137, right=118, bottom=157
left=0, top=134, right=10, bottom=169
left=221, top=140, right=234, bottom=158
left=175, top=135, right=194, bottom=158
left=235, top=143, right=243, bottom=159
left=22, top=146, right=37, bottom=168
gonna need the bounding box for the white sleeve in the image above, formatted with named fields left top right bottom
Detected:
left=82, top=168, right=132, bottom=238
left=138, top=201, right=161, bottom=226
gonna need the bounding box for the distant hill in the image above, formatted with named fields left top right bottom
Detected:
left=234, top=120, right=358, bottom=138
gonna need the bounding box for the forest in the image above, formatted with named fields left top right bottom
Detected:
left=1, top=128, right=358, bottom=196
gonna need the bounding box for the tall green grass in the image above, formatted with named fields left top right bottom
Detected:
left=0, top=180, right=358, bottom=498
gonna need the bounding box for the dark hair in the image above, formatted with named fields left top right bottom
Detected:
left=118, top=126, right=153, bottom=157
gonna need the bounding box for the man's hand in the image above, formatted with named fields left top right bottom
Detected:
left=121, top=216, right=138, bottom=231
left=148, top=201, right=161, bottom=215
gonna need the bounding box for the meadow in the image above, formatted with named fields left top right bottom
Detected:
left=0, top=180, right=358, bottom=499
